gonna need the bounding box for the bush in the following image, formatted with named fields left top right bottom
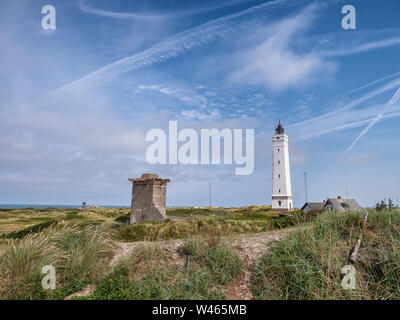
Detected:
left=114, top=214, right=130, bottom=224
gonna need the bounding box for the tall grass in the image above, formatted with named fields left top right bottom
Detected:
left=114, top=218, right=272, bottom=242
left=82, top=238, right=242, bottom=300
left=179, top=236, right=242, bottom=285
left=0, top=225, right=117, bottom=300
left=251, top=210, right=400, bottom=300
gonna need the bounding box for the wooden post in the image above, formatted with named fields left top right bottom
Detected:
left=348, top=211, right=369, bottom=264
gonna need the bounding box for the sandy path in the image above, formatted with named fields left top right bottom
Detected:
left=223, top=229, right=290, bottom=300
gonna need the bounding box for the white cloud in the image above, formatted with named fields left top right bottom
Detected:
left=78, top=0, right=253, bottom=20
left=137, top=84, right=208, bottom=108
left=180, top=109, right=221, bottom=120
left=230, top=4, right=335, bottom=91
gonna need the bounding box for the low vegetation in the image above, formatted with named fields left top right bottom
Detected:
left=251, top=209, right=400, bottom=300
left=80, top=238, right=242, bottom=300
left=0, top=220, right=57, bottom=239
left=0, top=225, right=117, bottom=299
left=113, top=205, right=298, bottom=242
left=1, top=205, right=399, bottom=300
left=0, top=207, right=130, bottom=236
left=114, top=218, right=273, bottom=242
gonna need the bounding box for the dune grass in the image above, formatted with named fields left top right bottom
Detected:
left=113, top=218, right=273, bottom=242
left=0, top=207, right=130, bottom=236
left=81, top=237, right=242, bottom=300
left=251, top=209, right=400, bottom=300
left=0, top=225, right=117, bottom=300
left=1, top=206, right=399, bottom=300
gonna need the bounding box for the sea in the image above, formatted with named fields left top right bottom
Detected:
left=0, top=204, right=129, bottom=209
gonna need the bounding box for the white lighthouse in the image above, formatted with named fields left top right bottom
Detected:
left=272, top=121, right=293, bottom=211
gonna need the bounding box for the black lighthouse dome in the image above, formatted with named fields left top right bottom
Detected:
left=275, top=121, right=284, bottom=134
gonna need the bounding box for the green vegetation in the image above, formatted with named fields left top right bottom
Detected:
left=112, top=205, right=302, bottom=242
left=166, top=205, right=274, bottom=218
left=0, top=207, right=130, bottom=236
left=114, top=218, right=273, bottom=242
left=81, top=238, right=242, bottom=300
left=2, top=205, right=399, bottom=300
left=0, top=220, right=57, bottom=239
left=0, top=225, right=117, bottom=300
left=251, top=209, right=400, bottom=300
left=167, top=207, right=233, bottom=217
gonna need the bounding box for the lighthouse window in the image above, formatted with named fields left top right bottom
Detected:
left=278, top=149, right=280, bottom=152
left=279, top=189, right=281, bottom=193
left=278, top=200, right=281, bottom=206
left=278, top=174, right=280, bottom=178
left=278, top=160, right=280, bottom=164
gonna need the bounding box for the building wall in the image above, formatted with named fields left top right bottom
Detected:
left=272, top=133, right=293, bottom=210
left=130, top=183, right=168, bottom=223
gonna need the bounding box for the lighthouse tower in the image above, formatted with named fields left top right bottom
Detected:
left=272, top=121, right=293, bottom=211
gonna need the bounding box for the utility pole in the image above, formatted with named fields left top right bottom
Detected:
left=303, top=172, right=308, bottom=203
left=209, top=181, right=211, bottom=210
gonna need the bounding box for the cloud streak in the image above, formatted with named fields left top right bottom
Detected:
left=320, top=37, right=400, bottom=57
left=345, top=86, right=400, bottom=153
left=288, top=76, right=400, bottom=130
left=42, top=0, right=294, bottom=101
left=78, top=0, right=255, bottom=20
left=37, top=0, right=400, bottom=108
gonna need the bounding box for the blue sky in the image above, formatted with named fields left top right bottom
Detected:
left=1, top=0, right=400, bottom=207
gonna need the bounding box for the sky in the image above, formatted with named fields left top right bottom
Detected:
left=1, top=0, right=400, bottom=207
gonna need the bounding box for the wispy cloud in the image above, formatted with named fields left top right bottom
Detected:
left=344, top=70, right=400, bottom=95
left=136, top=84, right=208, bottom=109
left=285, top=73, right=400, bottom=146
left=320, top=37, right=400, bottom=57
left=230, top=3, right=335, bottom=91
left=42, top=0, right=293, bottom=101
left=78, top=0, right=255, bottom=20
left=289, top=76, right=400, bottom=130
left=345, top=86, right=400, bottom=153
left=180, top=109, right=222, bottom=120
left=295, top=107, right=400, bottom=140
left=37, top=0, right=400, bottom=107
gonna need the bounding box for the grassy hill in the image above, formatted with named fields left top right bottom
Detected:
left=0, top=206, right=399, bottom=300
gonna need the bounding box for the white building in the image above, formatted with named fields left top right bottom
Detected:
left=272, top=121, right=293, bottom=211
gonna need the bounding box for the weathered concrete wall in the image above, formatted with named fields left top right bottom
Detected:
left=128, top=174, right=170, bottom=224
